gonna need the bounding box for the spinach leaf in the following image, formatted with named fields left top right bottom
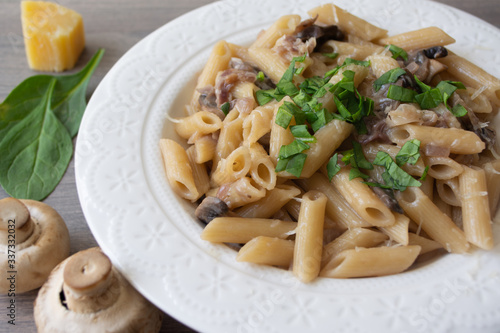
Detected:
left=0, top=79, right=73, bottom=200
left=0, top=49, right=104, bottom=139
left=0, top=49, right=104, bottom=200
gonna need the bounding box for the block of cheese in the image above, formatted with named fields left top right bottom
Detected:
left=21, top=1, right=85, bottom=72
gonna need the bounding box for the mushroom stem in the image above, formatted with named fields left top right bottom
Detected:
left=0, top=198, right=35, bottom=245
left=62, top=248, right=120, bottom=313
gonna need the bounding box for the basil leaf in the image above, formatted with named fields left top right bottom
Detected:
left=373, top=151, right=421, bottom=191
left=352, top=141, right=373, bottom=170
left=373, top=68, right=406, bottom=92
left=220, top=102, right=230, bottom=115
left=290, top=125, right=316, bottom=143
left=349, top=167, right=369, bottom=180
left=327, top=153, right=341, bottom=181
left=414, top=88, right=443, bottom=109
left=451, top=104, right=468, bottom=117
left=278, top=139, right=310, bottom=159
left=311, top=108, right=334, bottom=132
left=323, top=52, right=339, bottom=59
left=0, top=79, right=73, bottom=200
left=396, top=139, right=421, bottom=166
left=275, top=105, right=294, bottom=129
left=413, top=75, right=431, bottom=93
left=420, top=166, right=430, bottom=181
left=387, top=85, right=417, bottom=103
left=342, top=58, right=370, bottom=67
left=387, top=44, right=408, bottom=61
left=256, top=89, right=276, bottom=106
left=276, top=153, right=307, bottom=178
left=256, top=71, right=266, bottom=81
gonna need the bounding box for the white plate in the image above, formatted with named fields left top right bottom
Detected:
left=75, top=0, right=500, bottom=332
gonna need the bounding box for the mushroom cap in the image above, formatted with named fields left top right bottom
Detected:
left=34, top=247, right=163, bottom=333
left=0, top=199, right=70, bottom=294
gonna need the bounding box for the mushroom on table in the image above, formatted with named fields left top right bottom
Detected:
left=0, top=197, right=70, bottom=294
left=34, top=247, right=163, bottom=333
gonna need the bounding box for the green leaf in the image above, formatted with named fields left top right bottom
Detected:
left=278, top=139, right=310, bottom=159
left=326, top=153, right=341, bottom=181
left=451, top=104, right=468, bottom=117
left=290, top=125, right=316, bottom=143
left=51, top=49, right=105, bottom=136
left=396, top=139, right=421, bottom=166
left=373, top=68, right=406, bottom=92
left=352, top=141, right=373, bottom=170
left=0, top=49, right=104, bottom=200
left=256, top=89, right=276, bottom=106
left=373, top=151, right=421, bottom=191
left=276, top=153, right=307, bottom=178
left=256, top=71, right=266, bottom=82
left=275, top=105, right=294, bottom=129
left=387, top=44, right=408, bottom=61
left=0, top=49, right=104, bottom=139
left=322, top=52, right=339, bottom=59
left=414, top=88, right=443, bottom=109
left=0, top=79, right=73, bottom=200
left=342, top=58, right=370, bottom=67
left=221, top=102, right=230, bottom=115
left=387, top=85, right=418, bottom=103
left=349, top=167, right=369, bottom=180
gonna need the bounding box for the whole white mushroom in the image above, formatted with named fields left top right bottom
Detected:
left=0, top=197, right=70, bottom=294
left=34, top=247, right=163, bottom=332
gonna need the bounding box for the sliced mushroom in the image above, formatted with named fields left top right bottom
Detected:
left=34, top=247, right=163, bottom=333
left=0, top=198, right=70, bottom=294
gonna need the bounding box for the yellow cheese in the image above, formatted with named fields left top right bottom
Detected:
left=21, top=1, right=85, bottom=72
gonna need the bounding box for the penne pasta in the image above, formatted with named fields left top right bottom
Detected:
left=201, top=217, right=297, bottom=244
left=237, top=236, right=295, bottom=267
left=293, top=191, right=327, bottom=283
left=320, top=246, right=421, bottom=278
left=159, top=139, right=199, bottom=202
left=459, top=166, right=494, bottom=250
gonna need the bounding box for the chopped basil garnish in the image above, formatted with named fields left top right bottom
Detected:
left=387, top=44, right=408, bottom=61
left=278, top=139, right=310, bottom=159
left=373, top=68, right=406, bottom=92
left=220, top=102, right=230, bottom=115
left=395, top=139, right=421, bottom=166
left=342, top=58, right=371, bottom=67
left=387, top=85, right=418, bottom=103
left=290, top=125, right=317, bottom=143
left=323, top=52, right=339, bottom=59
left=326, top=153, right=341, bottom=180
left=373, top=151, right=422, bottom=191
left=256, top=71, right=266, bottom=81
left=275, top=153, right=307, bottom=178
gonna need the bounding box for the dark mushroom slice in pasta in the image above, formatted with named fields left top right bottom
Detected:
left=195, top=196, right=230, bottom=224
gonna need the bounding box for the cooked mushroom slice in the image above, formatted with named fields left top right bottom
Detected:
left=195, top=196, right=230, bottom=224
left=423, top=46, right=448, bottom=59
left=368, top=181, right=404, bottom=214
left=0, top=198, right=70, bottom=294
left=295, top=24, right=344, bottom=50
left=34, top=247, right=163, bottom=333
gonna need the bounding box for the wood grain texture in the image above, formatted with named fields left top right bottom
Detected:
left=0, top=0, right=498, bottom=332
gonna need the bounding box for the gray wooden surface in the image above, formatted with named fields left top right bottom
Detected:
left=0, top=0, right=498, bottom=332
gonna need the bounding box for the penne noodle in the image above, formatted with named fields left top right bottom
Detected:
left=330, top=167, right=395, bottom=227
left=438, top=54, right=500, bottom=106
left=396, top=187, right=469, bottom=253
left=320, top=246, right=421, bottom=278
left=201, top=217, right=297, bottom=244
left=459, top=166, right=494, bottom=250
left=159, top=139, right=199, bottom=201
left=236, top=184, right=301, bottom=218
left=387, top=124, right=485, bottom=155
left=408, top=233, right=442, bottom=255
left=293, top=191, right=327, bottom=283
left=378, top=27, right=455, bottom=50
left=237, top=236, right=295, bottom=267
left=321, top=228, right=388, bottom=270
left=295, top=173, right=371, bottom=229
left=309, top=4, right=388, bottom=41
left=424, top=156, right=464, bottom=180
left=435, top=178, right=461, bottom=207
